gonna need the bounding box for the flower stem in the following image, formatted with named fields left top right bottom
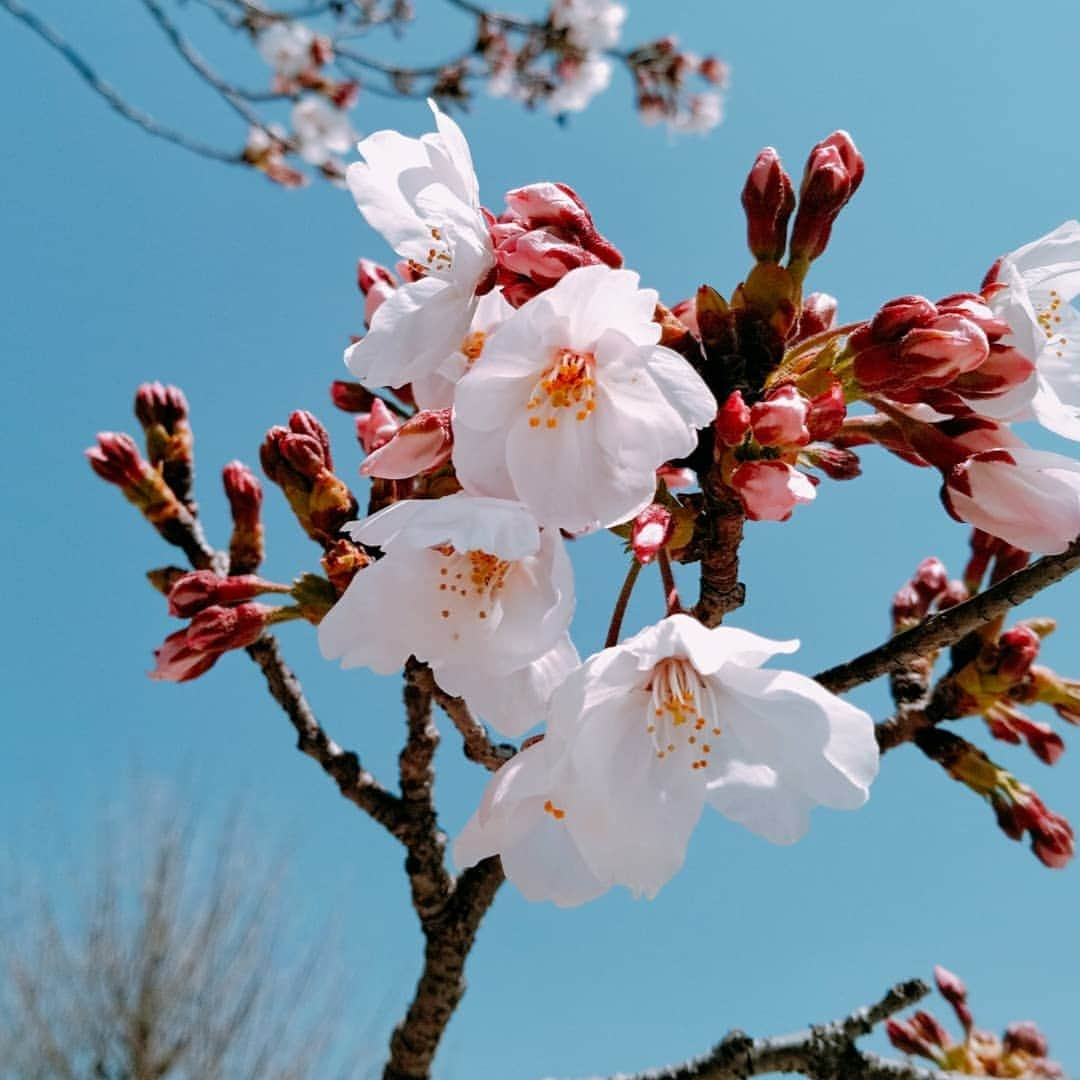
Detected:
left=605, top=558, right=642, bottom=649
left=657, top=547, right=683, bottom=616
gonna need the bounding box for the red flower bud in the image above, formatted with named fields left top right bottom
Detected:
left=750, top=385, right=810, bottom=447
left=715, top=390, right=751, bottom=446
left=741, top=147, right=795, bottom=263
left=795, top=292, right=838, bottom=341
left=806, top=379, right=846, bottom=440
left=150, top=628, right=221, bottom=683
left=997, top=625, right=1041, bottom=680
left=186, top=602, right=273, bottom=652
left=1003, top=1021, right=1050, bottom=1059
left=870, top=295, right=938, bottom=342
left=631, top=504, right=674, bottom=565
left=330, top=380, right=378, bottom=413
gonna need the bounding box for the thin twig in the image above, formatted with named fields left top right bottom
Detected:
left=140, top=0, right=272, bottom=130
left=816, top=537, right=1080, bottom=696
left=606, top=558, right=643, bottom=648
left=1, top=0, right=243, bottom=163
left=606, top=980, right=957, bottom=1080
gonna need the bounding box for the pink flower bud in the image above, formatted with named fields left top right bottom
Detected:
left=741, top=147, right=795, bottom=263
left=168, top=571, right=286, bottom=618
left=997, top=625, right=1041, bottom=681
left=699, top=56, right=729, bottom=86
left=86, top=432, right=148, bottom=488
left=909, top=1010, right=951, bottom=1050
left=912, top=556, right=948, bottom=603
left=186, top=602, right=273, bottom=652
left=223, top=460, right=262, bottom=521
left=935, top=292, right=1013, bottom=339
left=934, top=966, right=971, bottom=1032
left=870, top=295, right=938, bottom=342
left=134, top=382, right=189, bottom=431
left=950, top=344, right=1036, bottom=400
left=631, top=504, right=674, bottom=565
left=806, top=380, right=846, bottom=439
left=356, top=398, right=401, bottom=453
left=330, top=380, right=377, bottom=413
left=150, top=628, right=221, bottom=683
left=899, top=314, right=990, bottom=385
left=803, top=445, right=861, bottom=480
left=715, top=390, right=751, bottom=446
left=288, top=410, right=333, bottom=467
left=938, top=579, right=969, bottom=610
left=796, top=292, right=838, bottom=340
left=885, top=1019, right=936, bottom=1059
left=750, top=386, right=810, bottom=447
left=892, top=582, right=924, bottom=628
left=731, top=460, right=816, bottom=521
left=789, top=132, right=863, bottom=264
left=1032, top=811, right=1075, bottom=868
left=357, top=258, right=398, bottom=328
left=1003, top=1021, right=1050, bottom=1059
left=361, top=408, right=453, bottom=479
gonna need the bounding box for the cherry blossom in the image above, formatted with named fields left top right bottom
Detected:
left=344, top=101, right=496, bottom=392
left=291, top=96, right=356, bottom=167
left=255, top=21, right=316, bottom=80
left=318, top=493, right=575, bottom=736
left=985, top=221, right=1080, bottom=440
left=547, top=55, right=613, bottom=114
left=411, top=289, right=514, bottom=410
left=457, top=614, right=878, bottom=903
left=551, top=0, right=626, bottom=51
left=452, top=265, right=717, bottom=532
left=944, top=447, right=1080, bottom=555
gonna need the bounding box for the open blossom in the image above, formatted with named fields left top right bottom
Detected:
left=550, top=0, right=626, bottom=51
left=985, top=220, right=1080, bottom=439
left=452, top=265, right=717, bottom=533
left=291, top=96, right=356, bottom=167
left=944, top=447, right=1080, bottom=555
left=456, top=615, right=878, bottom=903
left=547, top=55, right=613, bottom=114
left=318, top=494, right=575, bottom=736
left=411, top=289, right=514, bottom=410
left=256, top=21, right=316, bottom=79
left=344, top=101, right=495, bottom=391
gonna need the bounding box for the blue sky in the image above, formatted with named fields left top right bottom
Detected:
left=2, top=0, right=1079, bottom=1076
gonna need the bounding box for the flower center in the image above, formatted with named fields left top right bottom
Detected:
left=645, top=658, right=722, bottom=772
left=435, top=547, right=511, bottom=624
left=461, top=330, right=486, bottom=367
left=408, top=225, right=454, bottom=278
left=1036, top=288, right=1069, bottom=359
left=526, top=348, right=597, bottom=430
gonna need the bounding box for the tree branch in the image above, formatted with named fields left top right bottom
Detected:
left=607, top=979, right=957, bottom=1080
left=816, top=537, right=1080, bottom=696
left=245, top=634, right=406, bottom=834
left=410, top=665, right=515, bottom=772
left=692, top=485, right=746, bottom=628
left=0, top=0, right=244, bottom=164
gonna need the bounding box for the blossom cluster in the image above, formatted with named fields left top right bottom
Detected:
left=313, top=102, right=881, bottom=905
left=240, top=2, right=727, bottom=188
left=888, top=967, right=1063, bottom=1077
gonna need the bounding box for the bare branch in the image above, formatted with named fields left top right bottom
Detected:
left=606, top=979, right=957, bottom=1080
left=816, top=537, right=1080, bottom=696
left=692, top=486, right=747, bottom=628
left=246, top=634, right=407, bottom=835
left=0, top=0, right=244, bottom=164
left=139, top=0, right=273, bottom=130
left=399, top=659, right=455, bottom=921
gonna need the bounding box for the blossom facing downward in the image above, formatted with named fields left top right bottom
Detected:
left=318, top=494, right=575, bottom=736
left=944, top=447, right=1080, bottom=554
left=452, top=265, right=717, bottom=532
left=344, top=101, right=496, bottom=391
left=986, top=221, right=1080, bottom=440
left=456, top=614, right=879, bottom=903
left=292, top=96, right=356, bottom=167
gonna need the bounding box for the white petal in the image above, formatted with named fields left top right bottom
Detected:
left=345, top=492, right=541, bottom=560
left=643, top=344, right=718, bottom=430
left=346, top=277, right=476, bottom=389
left=706, top=759, right=816, bottom=845
left=715, top=664, right=879, bottom=810
left=438, top=635, right=580, bottom=737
